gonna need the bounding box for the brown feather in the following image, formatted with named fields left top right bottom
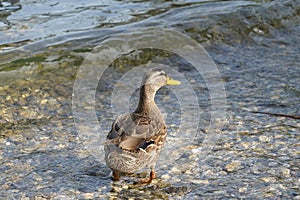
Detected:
left=104, top=68, right=179, bottom=182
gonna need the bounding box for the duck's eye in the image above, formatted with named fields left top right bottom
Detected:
left=159, top=72, right=167, bottom=77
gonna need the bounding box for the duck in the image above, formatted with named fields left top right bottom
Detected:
left=104, top=68, right=181, bottom=184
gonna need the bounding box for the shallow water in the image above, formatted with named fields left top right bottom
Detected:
left=0, top=0, right=299, bottom=199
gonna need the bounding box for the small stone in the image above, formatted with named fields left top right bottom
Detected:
left=122, top=185, right=129, bottom=189
left=190, top=179, right=209, bottom=184
left=54, top=84, right=70, bottom=97
left=294, top=195, right=300, bottom=200
left=270, top=95, right=279, bottom=100
left=225, top=161, right=241, bottom=172
left=191, top=147, right=201, bottom=154
left=35, top=195, right=50, bottom=200
left=219, top=170, right=227, bottom=175
left=6, top=96, right=12, bottom=101
left=268, top=162, right=278, bottom=167
left=40, top=99, right=48, bottom=105
left=239, top=187, right=247, bottom=193
left=170, top=167, right=181, bottom=175
left=21, top=94, right=27, bottom=99
left=172, top=177, right=181, bottom=182
left=161, top=174, right=171, bottom=180
left=224, top=143, right=231, bottom=149
left=240, top=142, right=250, bottom=149
left=267, top=169, right=277, bottom=176
left=10, top=134, right=26, bottom=143
left=111, top=186, right=122, bottom=193
left=253, top=27, right=265, bottom=34
left=259, top=135, right=271, bottom=142
left=261, top=177, right=277, bottom=183
left=20, top=109, right=38, bottom=119
left=203, top=170, right=214, bottom=176
left=53, top=195, right=74, bottom=200
left=21, top=197, right=30, bottom=200
left=79, top=193, right=94, bottom=199
left=2, top=184, right=10, bottom=190
left=280, top=168, right=291, bottom=178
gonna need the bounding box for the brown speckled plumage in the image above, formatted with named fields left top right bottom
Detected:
left=104, top=68, right=180, bottom=184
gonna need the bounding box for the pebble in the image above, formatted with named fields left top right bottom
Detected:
left=294, top=196, right=300, bottom=200
left=20, top=108, right=38, bottom=119
left=225, top=161, right=241, bottom=172
left=122, top=185, right=129, bottom=189
left=80, top=193, right=94, bottom=199
left=240, top=142, right=250, bottom=149
left=111, top=186, right=122, bottom=193
left=219, top=170, right=227, bottom=176
left=261, top=177, right=277, bottom=183
left=280, top=168, right=291, bottom=178
left=171, top=177, right=182, bottom=183
left=10, top=134, right=26, bottom=143
left=189, top=179, right=209, bottom=185
left=170, top=167, right=181, bottom=175
left=268, top=161, right=278, bottom=167
left=40, top=99, right=48, bottom=105
left=238, top=187, right=247, bottom=193
left=161, top=174, right=171, bottom=181
left=53, top=195, right=74, bottom=200
left=259, top=135, right=271, bottom=142
left=202, top=169, right=214, bottom=176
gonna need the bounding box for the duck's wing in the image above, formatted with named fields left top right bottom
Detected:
left=106, top=113, right=166, bottom=151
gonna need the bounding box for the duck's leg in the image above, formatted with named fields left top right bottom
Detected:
left=148, top=169, right=156, bottom=182
left=112, top=170, right=120, bottom=181
left=139, top=167, right=156, bottom=184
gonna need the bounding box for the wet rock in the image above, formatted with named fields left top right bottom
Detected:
left=53, top=84, right=71, bottom=98
left=161, top=174, right=171, bottom=181
left=79, top=193, right=94, bottom=199
left=189, top=179, right=209, bottom=185
left=19, top=108, right=39, bottom=119
left=259, top=135, right=271, bottom=142
left=225, top=161, right=241, bottom=172
left=280, top=168, right=291, bottom=178
left=170, top=167, right=181, bottom=175
left=261, top=177, right=277, bottom=183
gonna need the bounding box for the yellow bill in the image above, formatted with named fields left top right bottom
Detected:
left=166, top=76, right=181, bottom=85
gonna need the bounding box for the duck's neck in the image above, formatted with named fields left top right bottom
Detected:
left=134, top=84, right=158, bottom=115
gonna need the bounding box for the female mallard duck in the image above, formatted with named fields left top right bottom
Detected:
left=104, top=68, right=181, bottom=184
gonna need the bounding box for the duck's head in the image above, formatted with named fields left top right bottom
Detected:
left=142, top=68, right=181, bottom=91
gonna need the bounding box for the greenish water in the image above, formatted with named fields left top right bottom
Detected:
left=0, top=0, right=299, bottom=199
